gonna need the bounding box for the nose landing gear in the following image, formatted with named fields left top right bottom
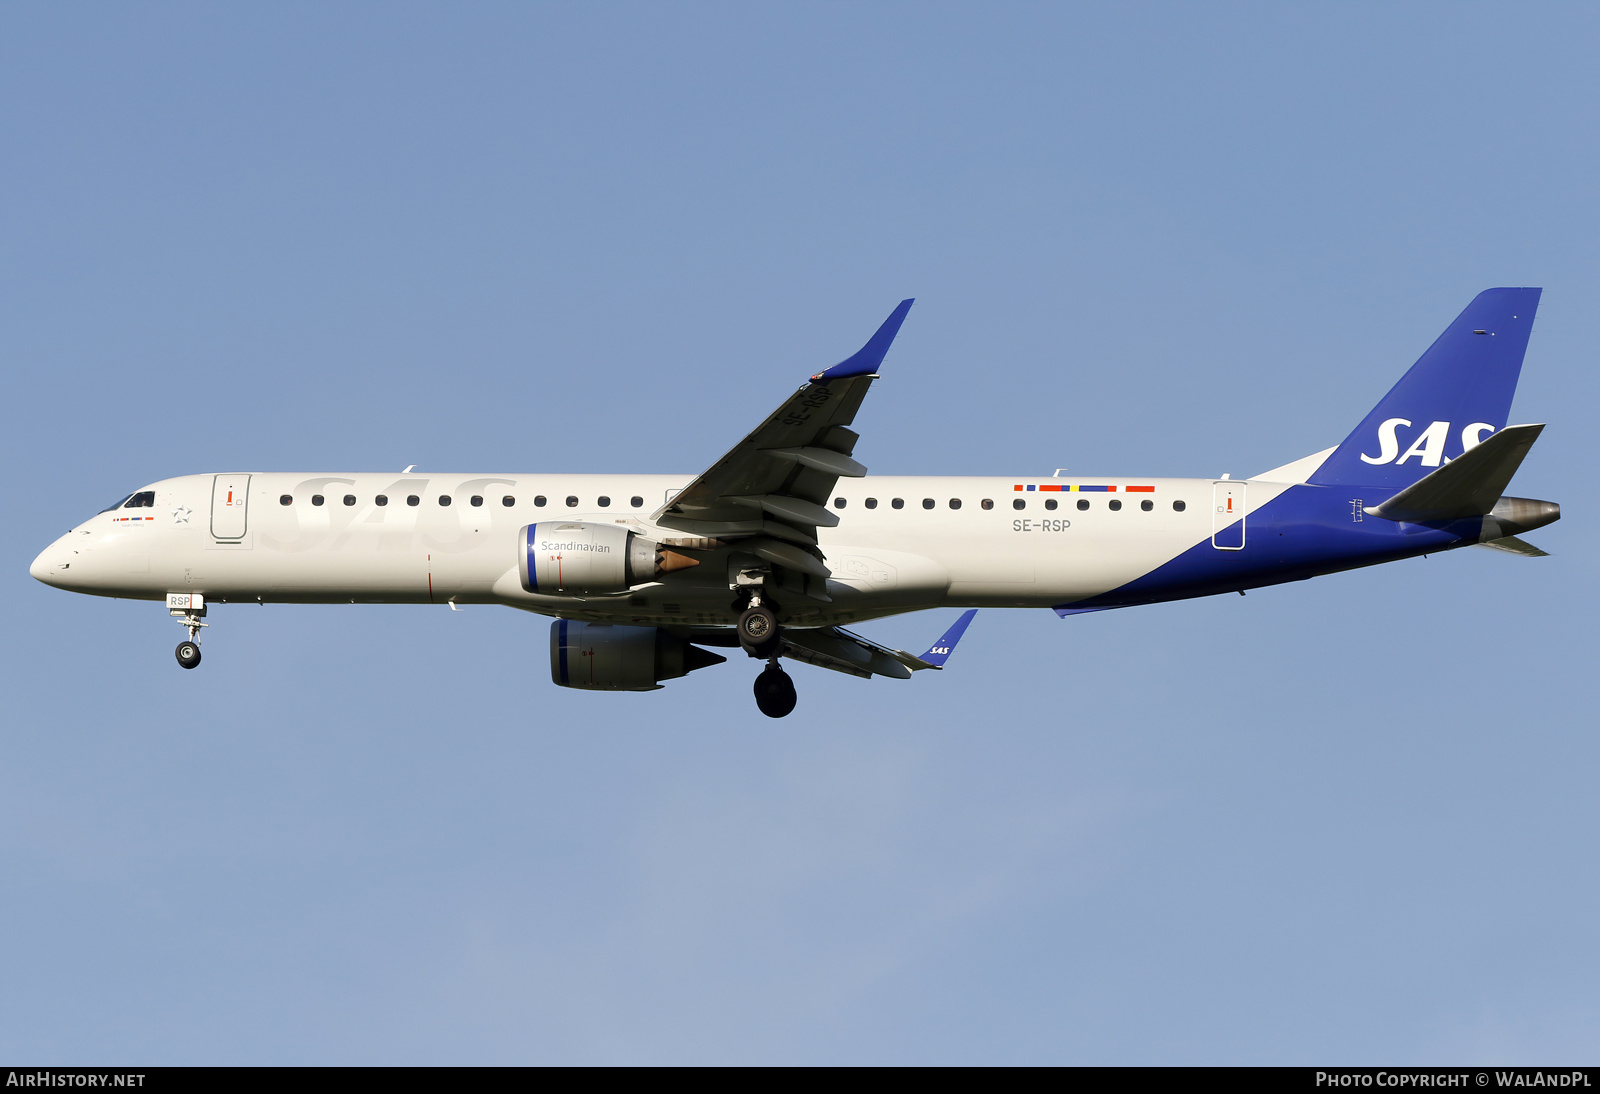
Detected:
left=753, top=661, right=797, bottom=719
left=169, top=594, right=207, bottom=670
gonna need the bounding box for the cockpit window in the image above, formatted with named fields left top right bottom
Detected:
left=101, top=491, right=154, bottom=513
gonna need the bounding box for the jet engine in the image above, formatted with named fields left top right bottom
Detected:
left=519, top=522, right=697, bottom=595
left=550, top=620, right=727, bottom=691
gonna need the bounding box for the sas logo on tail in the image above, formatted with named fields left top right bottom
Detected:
left=1361, top=418, right=1495, bottom=467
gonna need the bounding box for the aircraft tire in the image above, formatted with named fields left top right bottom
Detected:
left=175, top=641, right=202, bottom=670
left=753, top=663, right=797, bottom=719
left=738, top=605, right=780, bottom=658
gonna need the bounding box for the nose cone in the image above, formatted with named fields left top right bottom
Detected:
left=30, top=536, right=71, bottom=587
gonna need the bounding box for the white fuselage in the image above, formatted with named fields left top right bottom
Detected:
left=31, top=471, right=1285, bottom=629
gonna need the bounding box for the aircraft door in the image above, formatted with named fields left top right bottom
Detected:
left=1211, top=481, right=1245, bottom=550
left=210, top=474, right=251, bottom=540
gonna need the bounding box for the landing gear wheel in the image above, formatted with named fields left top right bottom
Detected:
left=175, top=641, right=202, bottom=669
left=753, top=663, right=797, bottom=719
left=738, top=605, right=780, bottom=658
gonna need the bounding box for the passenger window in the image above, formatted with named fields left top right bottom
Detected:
left=566, top=496, right=578, bottom=508
left=1141, top=499, right=1154, bottom=511
left=1013, top=499, right=1025, bottom=510
left=631, top=496, right=643, bottom=508
left=1077, top=499, right=1090, bottom=511
left=949, top=499, right=961, bottom=510
left=125, top=491, right=155, bottom=508
left=279, top=495, right=293, bottom=506
left=834, top=497, right=847, bottom=509
left=865, top=498, right=878, bottom=509
left=1044, top=498, right=1057, bottom=511
left=534, top=496, right=547, bottom=507
left=1109, top=499, right=1122, bottom=511
left=922, top=498, right=934, bottom=509
left=376, top=495, right=388, bottom=506
left=312, top=495, right=325, bottom=506
left=1173, top=500, right=1186, bottom=512
left=407, top=495, right=420, bottom=506
left=343, top=495, right=356, bottom=506
left=981, top=499, right=994, bottom=510
left=439, top=495, right=452, bottom=507
left=597, top=496, right=611, bottom=508
left=892, top=498, right=904, bottom=510
left=470, top=495, right=483, bottom=507
left=503, top=496, right=515, bottom=507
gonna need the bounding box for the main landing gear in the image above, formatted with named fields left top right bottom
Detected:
left=753, top=661, right=797, bottom=719
left=737, top=603, right=780, bottom=659
left=733, top=569, right=793, bottom=716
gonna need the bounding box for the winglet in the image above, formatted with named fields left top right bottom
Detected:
left=811, top=299, right=915, bottom=382
left=918, top=609, right=977, bottom=668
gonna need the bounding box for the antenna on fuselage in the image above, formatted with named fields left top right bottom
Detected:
left=403, top=465, right=416, bottom=473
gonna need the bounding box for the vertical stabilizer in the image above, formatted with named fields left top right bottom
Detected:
left=1308, top=288, right=1541, bottom=490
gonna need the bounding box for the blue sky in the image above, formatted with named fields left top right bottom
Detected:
left=3, top=1, right=1597, bottom=1064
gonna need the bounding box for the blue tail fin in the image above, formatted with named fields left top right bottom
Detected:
left=1308, top=288, right=1542, bottom=490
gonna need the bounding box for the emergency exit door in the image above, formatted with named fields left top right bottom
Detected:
left=1211, top=481, right=1245, bottom=550
left=210, top=474, right=251, bottom=540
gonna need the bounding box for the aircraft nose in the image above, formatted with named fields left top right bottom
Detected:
left=30, top=539, right=69, bottom=586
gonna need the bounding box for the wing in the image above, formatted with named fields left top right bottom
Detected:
left=651, top=300, right=914, bottom=597
left=779, top=610, right=978, bottom=680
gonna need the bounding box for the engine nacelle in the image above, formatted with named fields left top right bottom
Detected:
left=520, top=522, right=661, bottom=595
left=550, top=621, right=727, bottom=691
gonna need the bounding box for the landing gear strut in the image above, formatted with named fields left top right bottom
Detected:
left=753, top=661, right=797, bottom=718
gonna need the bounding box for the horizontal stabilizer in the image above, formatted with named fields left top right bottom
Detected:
left=1474, top=535, right=1549, bottom=557
left=1365, top=423, right=1544, bottom=522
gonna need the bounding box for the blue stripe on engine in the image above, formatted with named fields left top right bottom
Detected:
left=526, top=523, right=539, bottom=593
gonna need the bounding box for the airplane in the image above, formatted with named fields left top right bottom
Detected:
left=30, top=289, right=1559, bottom=718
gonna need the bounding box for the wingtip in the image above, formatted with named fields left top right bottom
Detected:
left=919, top=608, right=977, bottom=667
left=810, top=299, right=916, bottom=382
